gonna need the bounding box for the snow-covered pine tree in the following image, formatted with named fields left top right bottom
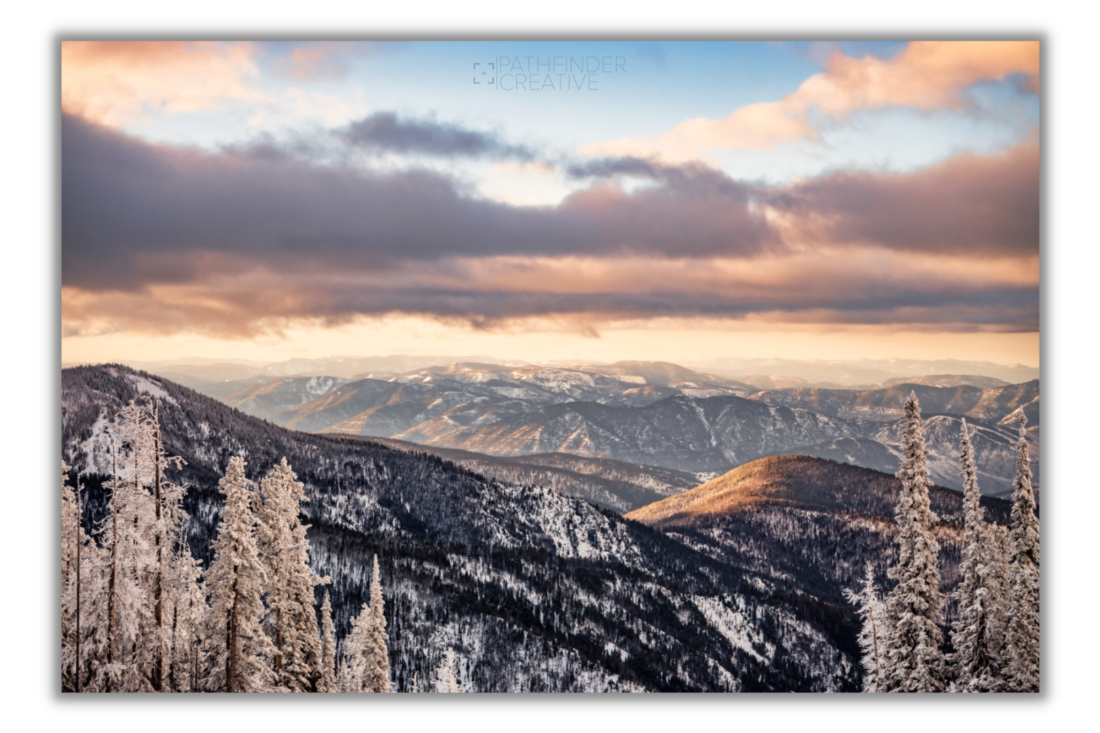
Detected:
left=317, top=591, right=338, bottom=693
left=119, top=400, right=162, bottom=692
left=1003, top=413, right=1040, bottom=692
left=62, top=462, right=96, bottom=692
left=62, top=460, right=77, bottom=686
left=148, top=400, right=188, bottom=692
left=255, top=458, right=327, bottom=692
left=90, top=408, right=157, bottom=693
left=363, top=556, right=391, bottom=693
left=882, top=392, right=946, bottom=692
left=166, top=543, right=206, bottom=692
left=950, top=420, right=1002, bottom=692
left=434, top=649, right=462, bottom=693
left=843, top=562, right=887, bottom=692
left=339, top=599, right=370, bottom=692
left=202, top=456, right=277, bottom=693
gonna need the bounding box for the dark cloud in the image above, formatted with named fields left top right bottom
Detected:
left=61, top=113, right=774, bottom=291
left=770, top=142, right=1040, bottom=255
left=336, top=112, right=537, bottom=161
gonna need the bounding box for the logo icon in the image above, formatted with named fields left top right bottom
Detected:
left=473, top=62, right=495, bottom=85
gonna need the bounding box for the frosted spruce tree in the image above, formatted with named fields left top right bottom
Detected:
left=317, top=591, right=338, bottom=693
left=92, top=412, right=157, bottom=693
left=61, top=460, right=78, bottom=686
left=339, top=556, right=391, bottom=692
left=147, top=400, right=189, bottom=692
left=434, top=649, right=462, bottom=693
left=882, top=392, right=946, bottom=692
left=121, top=400, right=163, bottom=691
left=1003, top=413, right=1040, bottom=692
left=949, top=420, right=1002, bottom=692
left=844, top=562, right=887, bottom=692
left=167, top=542, right=206, bottom=692
left=339, top=599, right=370, bottom=691
left=62, top=462, right=97, bottom=692
left=256, top=458, right=326, bottom=692
left=202, top=456, right=277, bottom=692
left=363, top=556, right=391, bottom=693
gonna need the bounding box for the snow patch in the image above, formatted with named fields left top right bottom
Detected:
left=127, top=374, right=177, bottom=405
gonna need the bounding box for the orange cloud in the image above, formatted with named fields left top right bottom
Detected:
left=276, top=42, right=351, bottom=80
left=582, top=41, right=1039, bottom=159
left=60, top=246, right=1039, bottom=340
left=61, top=41, right=264, bottom=126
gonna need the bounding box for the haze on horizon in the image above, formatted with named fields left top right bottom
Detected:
left=60, top=41, right=1040, bottom=371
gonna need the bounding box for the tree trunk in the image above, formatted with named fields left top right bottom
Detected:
left=227, top=574, right=239, bottom=693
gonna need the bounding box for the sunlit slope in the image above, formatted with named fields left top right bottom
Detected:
left=625, top=455, right=1013, bottom=531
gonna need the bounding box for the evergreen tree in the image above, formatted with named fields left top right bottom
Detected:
left=844, top=562, right=887, bottom=692
left=339, top=599, right=370, bottom=692
left=123, top=400, right=161, bottom=692
left=61, top=462, right=96, bottom=692
left=363, top=556, right=391, bottom=693
left=202, top=456, right=276, bottom=692
left=434, top=649, right=462, bottom=693
left=950, top=420, right=1002, bottom=691
left=1003, top=413, right=1040, bottom=692
left=317, top=591, right=338, bottom=693
left=148, top=400, right=188, bottom=692
left=167, top=545, right=206, bottom=692
left=338, top=556, right=391, bottom=693
left=92, top=407, right=157, bottom=693
left=882, top=392, right=946, bottom=692
left=255, top=458, right=327, bottom=692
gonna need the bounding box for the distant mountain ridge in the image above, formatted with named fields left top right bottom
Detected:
left=686, top=357, right=1039, bottom=387
left=127, top=359, right=1039, bottom=497
left=747, top=380, right=1039, bottom=424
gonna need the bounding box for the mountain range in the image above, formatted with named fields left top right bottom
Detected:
left=152, top=359, right=1038, bottom=498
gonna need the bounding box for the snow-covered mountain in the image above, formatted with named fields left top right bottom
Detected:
left=686, top=357, right=1040, bottom=387
left=747, top=380, right=1039, bottom=424
left=382, top=393, right=1036, bottom=494
left=224, top=376, right=348, bottom=419
left=141, top=361, right=1039, bottom=497
left=879, top=374, right=1011, bottom=389
left=369, top=437, right=703, bottom=513
left=62, top=364, right=869, bottom=692
left=391, top=395, right=859, bottom=472
left=207, top=362, right=751, bottom=436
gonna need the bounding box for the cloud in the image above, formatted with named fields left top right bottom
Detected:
left=273, top=41, right=353, bottom=81
left=61, top=113, right=1038, bottom=337
left=337, top=112, right=538, bottom=161
left=61, top=41, right=265, bottom=126
left=581, top=41, right=1040, bottom=159
left=770, top=141, right=1040, bottom=255
left=264, top=41, right=390, bottom=81
left=60, top=252, right=1038, bottom=339
left=61, top=112, right=775, bottom=292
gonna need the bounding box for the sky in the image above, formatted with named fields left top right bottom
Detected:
left=60, top=40, right=1041, bottom=367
